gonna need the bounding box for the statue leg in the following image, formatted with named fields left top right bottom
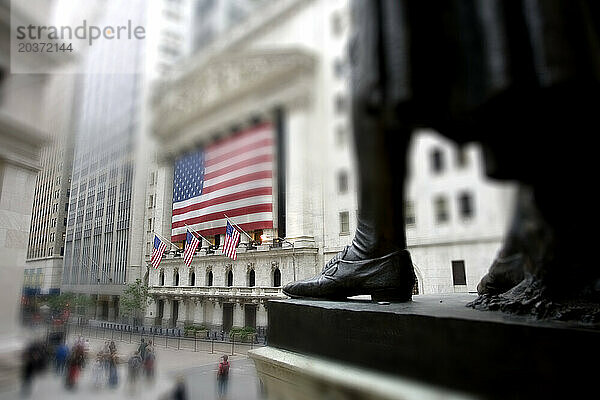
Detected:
left=283, top=0, right=416, bottom=301
left=470, top=87, right=600, bottom=321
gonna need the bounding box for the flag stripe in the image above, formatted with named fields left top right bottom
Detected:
left=204, top=154, right=273, bottom=180
left=206, top=123, right=272, bottom=159
left=173, top=203, right=273, bottom=229
left=201, top=170, right=272, bottom=195
left=171, top=220, right=273, bottom=241
left=173, top=186, right=272, bottom=217
left=207, top=138, right=273, bottom=166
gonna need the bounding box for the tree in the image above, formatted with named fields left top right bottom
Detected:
left=120, top=279, right=150, bottom=325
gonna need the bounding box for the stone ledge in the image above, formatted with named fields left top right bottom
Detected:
left=265, top=294, right=600, bottom=398
left=249, top=347, right=475, bottom=400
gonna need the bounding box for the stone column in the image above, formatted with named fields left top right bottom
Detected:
left=193, top=300, right=205, bottom=325
left=162, top=299, right=172, bottom=328
left=212, top=302, right=222, bottom=331
left=257, top=303, right=268, bottom=329
left=284, top=104, right=316, bottom=247
left=233, top=302, right=245, bottom=328
left=144, top=300, right=155, bottom=326
left=175, top=299, right=187, bottom=328
left=107, top=295, right=116, bottom=322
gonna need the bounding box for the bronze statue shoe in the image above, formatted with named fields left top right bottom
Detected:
left=283, top=249, right=416, bottom=302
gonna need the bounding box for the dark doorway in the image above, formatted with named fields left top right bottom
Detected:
left=172, top=301, right=179, bottom=328
left=248, top=270, right=255, bottom=287
left=273, top=268, right=281, bottom=287
left=222, top=303, right=233, bottom=332
left=102, top=301, right=109, bottom=320
left=245, top=304, right=257, bottom=329
left=227, top=270, right=234, bottom=287
left=157, top=300, right=164, bottom=325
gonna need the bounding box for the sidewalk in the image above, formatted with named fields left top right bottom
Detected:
left=3, top=335, right=250, bottom=400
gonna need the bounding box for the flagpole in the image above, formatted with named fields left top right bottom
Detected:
left=153, top=231, right=178, bottom=250
left=223, top=214, right=253, bottom=241
left=184, top=223, right=212, bottom=247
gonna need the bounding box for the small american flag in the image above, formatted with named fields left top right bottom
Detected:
left=222, top=221, right=241, bottom=260
left=183, top=230, right=200, bottom=268
left=151, top=235, right=168, bottom=269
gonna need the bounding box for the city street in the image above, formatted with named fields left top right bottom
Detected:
left=4, top=335, right=264, bottom=400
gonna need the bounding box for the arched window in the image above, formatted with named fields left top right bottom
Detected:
left=189, top=272, right=195, bottom=286
left=159, top=270, right=164, bottom=286
left=227, top=270, right=234, bottom=287
left=174, top=271, right=179, bottom=286
left=207, top=271, right=213, bottom=287
left=248, top=270, right=255, bottom=287
left=273, top=268, right=281, bottom=287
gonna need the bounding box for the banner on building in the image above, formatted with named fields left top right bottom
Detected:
left=171, top=123, right=274, bottom=242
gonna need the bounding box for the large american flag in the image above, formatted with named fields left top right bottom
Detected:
left=151, top=235, right=168, bottom=269
left=183, top=230, right=200, bottom=268
left=171, top=123, right=274, bottom=242
left=222, top=221, right=241, bottom=260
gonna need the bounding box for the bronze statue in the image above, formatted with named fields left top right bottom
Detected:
left=283, top=0, right=600, bottom=321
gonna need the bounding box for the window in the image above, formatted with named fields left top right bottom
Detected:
left=65, top=203, right=69, bottom=211
left=458, top=192, right=474, bottom=219
left=273, top=268, right=281, bottom=287
left=333, top=58, right=346, bottom=78
left=331, top=11, right=344, bottom=36
left=431, top=148, right=445, bottom=174
left=248, top=269, right=255, bottom=287
left=404, top=201, right=416, bottom=227
left=60, top=247, right=64, bottom=256
left=335, top=125, right=347, bottom=147
left=227, top=270, right=233, bottom=287
left=434, top=196, right=449, bottom=223
left=452, top=260, right=467, bottom=285
left=335, top=94, right=348, bottom=114
left=159, top=270, right=165, bottom=286
left=147, top=218, right=153, bottom=232
left=338, top=170, right=349, bottom=194
left=456, top=147, right=469, bottom=168
left=173, top=271, right=179, bottom=286
left=51, top=218, right=57, bottom=228
left=339, top=211, right=350, bottom=234
left=148, top=194, right=154, bottom=208
left=189, top=272, right=195, bottom=286
left=207, top=271, right=213, bottom=286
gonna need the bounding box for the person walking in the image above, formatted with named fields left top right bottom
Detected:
left=216, top=355, right=230, bottom=399
left=144, top=346, right=156, bottom=383
left=137, top=338, right=147, bottom=361
left=127, top=351, right=142, bottom=394
left=54, top=342, right=69, bottom=375
left=107, top=352, right=119, bottom=388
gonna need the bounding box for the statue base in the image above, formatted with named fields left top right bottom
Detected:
left=249, top=294, right=600, bottom=399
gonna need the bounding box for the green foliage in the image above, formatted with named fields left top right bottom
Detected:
left=229, top=326, right=257, bottom=342
left=120, top=279, right=149, bottom=321
left=46, top=292, right=93, bottom=313
left=184, top=324, right=208, bottom=336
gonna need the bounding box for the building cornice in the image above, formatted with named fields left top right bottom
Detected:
left=153, top=48, right=316, bottom=143
left=0, top=110, right=47, bottom=172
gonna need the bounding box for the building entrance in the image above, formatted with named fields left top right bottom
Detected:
left=222, top=303, right=233, bottom=332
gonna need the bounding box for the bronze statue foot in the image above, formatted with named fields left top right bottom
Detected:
left=477, top=252, right=525, bottom=296
left=469, top=276, right=600, bottom=323
left=283, top=249, right=416, bottom=302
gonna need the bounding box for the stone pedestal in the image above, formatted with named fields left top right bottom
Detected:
left=249, top=294, right=600, bottom=399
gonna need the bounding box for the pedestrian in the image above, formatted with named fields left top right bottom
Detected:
left=144, top=346, right=156, bottom=383
left=91, top=353, right=104, bottom=389
left=65, top=344, right=84, bottom=390
left=127, top=351, right=142, bottom=394
left=216, top=355, right=230, bottom=399
left=137, top=338, right=147, bottom=360
left=173, top=375, right=187, bottom=400
left=108, top=352, right=119, bottom=388
left=109, top=340, right=117, bottom=355
left=54, top=342, right=69, bottom=375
